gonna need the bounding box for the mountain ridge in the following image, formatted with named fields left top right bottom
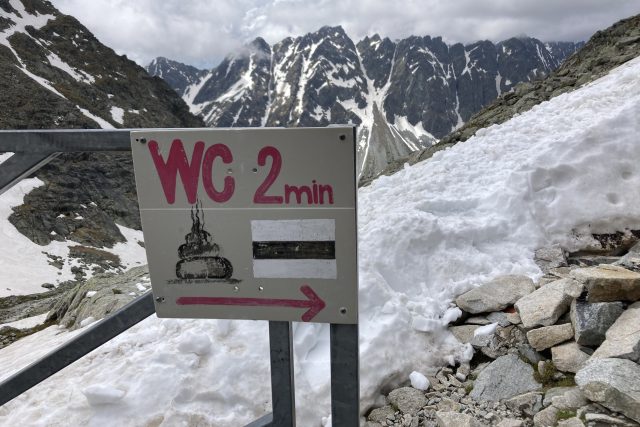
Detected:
left=0, top=0, right=202, bottom=279
left=147, top=26, right=582, bottom=181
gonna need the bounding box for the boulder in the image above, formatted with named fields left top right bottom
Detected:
left=515, top=279, right=583, bottom=328
left=504, top=392, right=543, bottom=416
left=455, top=275, right=535, bottom=314
left=487, top=311, right=513, bottom=327
left=387, top=387, right=427, bottom=416
left=550, top=388, right=587, bottom=410
left=616, top=241, right=640, bottom=271
left=450, top=325, right=480, bottom=344
left=592, top=301, right=640, bottom=362
left=517, top=343, right=545, bottom=365
left=367, top=405, right=395, bottom=424
left=496, top=420, right=523, bottom=427
left=526, top=323, right=574, bottom=351
left=551, top=342, right=590, bottom=373
left=533, top=405, right=558, bottom=427
left=571, top=265, right=640, bottom=302
left=570, top=298, right=624, bottom=346
left=543, top=386, right=575, bottom=407
left=534, top=245, right=568, bottom=274
left=435, top=411, right=479, bottom=427
left=583, top=412, right=637, bottom=426
left=47, top=266, right=149, bottom=329
left=557, top=418, right=584, bottom=427
left=470, top=354, right=541, bottom=401
left=576, top=358, right=640, bottom=423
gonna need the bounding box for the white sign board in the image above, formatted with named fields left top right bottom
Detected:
left=131, top=127, right=357, bottom=324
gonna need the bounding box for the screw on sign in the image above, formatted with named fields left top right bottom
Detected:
left=131, top=128, right=358, bottom=324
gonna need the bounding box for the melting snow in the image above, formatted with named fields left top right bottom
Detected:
left=77, top=107, right=114, bottom=129
left=46, top=52, right=95, bottom=84
left=110, top=106, right=124, bottom=125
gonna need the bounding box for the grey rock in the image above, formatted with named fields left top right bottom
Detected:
left=504, top=392, right=544, bottom=416
left=496, top=419, right=523, bottom=427
left=436, top=397, right=461, bottom=412
left=527, top=323, right=574, bottom=351
left=457, top=363, right=470, bottom=378
left=456, top=275, right=535, bottom=314
left=616, top=241, right=640, bottom=271
left=551, top=388, right=587, bottom=410
left=556, top=418, right=584, bottom=427
left=450, top=325, right=480, bottom=344
left=576, top=358, right=640, bottom=423
left=535, top=245, right=568, bottom=274
left=506, top=311, right=522, bottom=325
left=368, top=405, right=396, bottom=424
left=571, top=265, right=640, bottom=302
left=487, top=311, right=513, bottom=327
left=551, top=342, right=590, bottom=373
left=465, top=316, right=491, bottom=325
left=435, top=411, right=478, bottom=427
left=584, top=412, right=637, bottom=426
left=517, top=343, right=545, bottom=365
left=470, top=354, right=541, bottom=401
left=592, top=301, right=640, bottom=362
left=533, top=405, right=558, bottom=427
left=388, top=387, right=428, bottom=416
left=543, top=387, right=576, bottom=407
left=533, top=406, right=558, bottom=427
left=47, top=266, right=149, bottom=329
left=570, top=298, right=625, bottom=346
left=515, top=279, right=583, bottom=328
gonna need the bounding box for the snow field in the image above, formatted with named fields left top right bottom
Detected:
left=0, top=176, right=147, bottom=297
left=1, top=56, right=640, bottom=426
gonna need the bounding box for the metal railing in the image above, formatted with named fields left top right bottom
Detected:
left=0, top=129, right=278, bottom=426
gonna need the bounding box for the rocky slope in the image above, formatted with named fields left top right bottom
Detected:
left=366, top=13, right=640, bottom=185
left=147, top=29, right=581, bottom=182
left=0, top=0, right=202, bottom=278
left=367, top=237, right=640, bottom=426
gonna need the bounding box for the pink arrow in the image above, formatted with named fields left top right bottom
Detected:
left=175, top=285, right=326, bottom=322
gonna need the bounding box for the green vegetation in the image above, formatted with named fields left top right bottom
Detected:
left=556, top=409, right=577, bottom=421
left=533, top=361, right=576, bottom=390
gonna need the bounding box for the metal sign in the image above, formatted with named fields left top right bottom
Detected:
left=131, top=127, right=358, bottom=324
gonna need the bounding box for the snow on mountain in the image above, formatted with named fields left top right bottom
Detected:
left=0, top=0, right=200, bottom=130
left=0, top=0, right=203, bottom=286
left=4, top=45, right=640, bottom=426
left=0, top=155, right=147, bottom=297
left=148, top=28, right=581, bottom=182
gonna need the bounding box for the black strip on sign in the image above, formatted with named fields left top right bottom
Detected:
left=252, top=241, right=336, bottom=260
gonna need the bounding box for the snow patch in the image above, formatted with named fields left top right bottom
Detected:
left=46, top=52, right=95, bottom=84
left=110, top=106, right=125, bottom=125
left=77, top=108, right=114, bottom=129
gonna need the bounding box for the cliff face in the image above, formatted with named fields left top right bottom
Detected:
left=0, top=0, right=202, bottom=274
left=148, top=28, right=580, bottom=182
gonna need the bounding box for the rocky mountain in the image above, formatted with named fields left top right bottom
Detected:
left=368, top=13, right=640, bottom=185
left=0, top=0, right=202, bottom=276
left=146, top=56, right=207, bottom=99
left=148, top=28, right=582, bottom=181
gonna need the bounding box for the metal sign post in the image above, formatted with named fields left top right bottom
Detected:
left=130, top=127, right=359, bottom=426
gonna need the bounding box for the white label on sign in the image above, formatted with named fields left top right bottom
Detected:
left=251, top=219, right=337, bottom=279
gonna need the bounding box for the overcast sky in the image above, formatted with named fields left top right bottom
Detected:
left=50, top=0, right=640, bottom=70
